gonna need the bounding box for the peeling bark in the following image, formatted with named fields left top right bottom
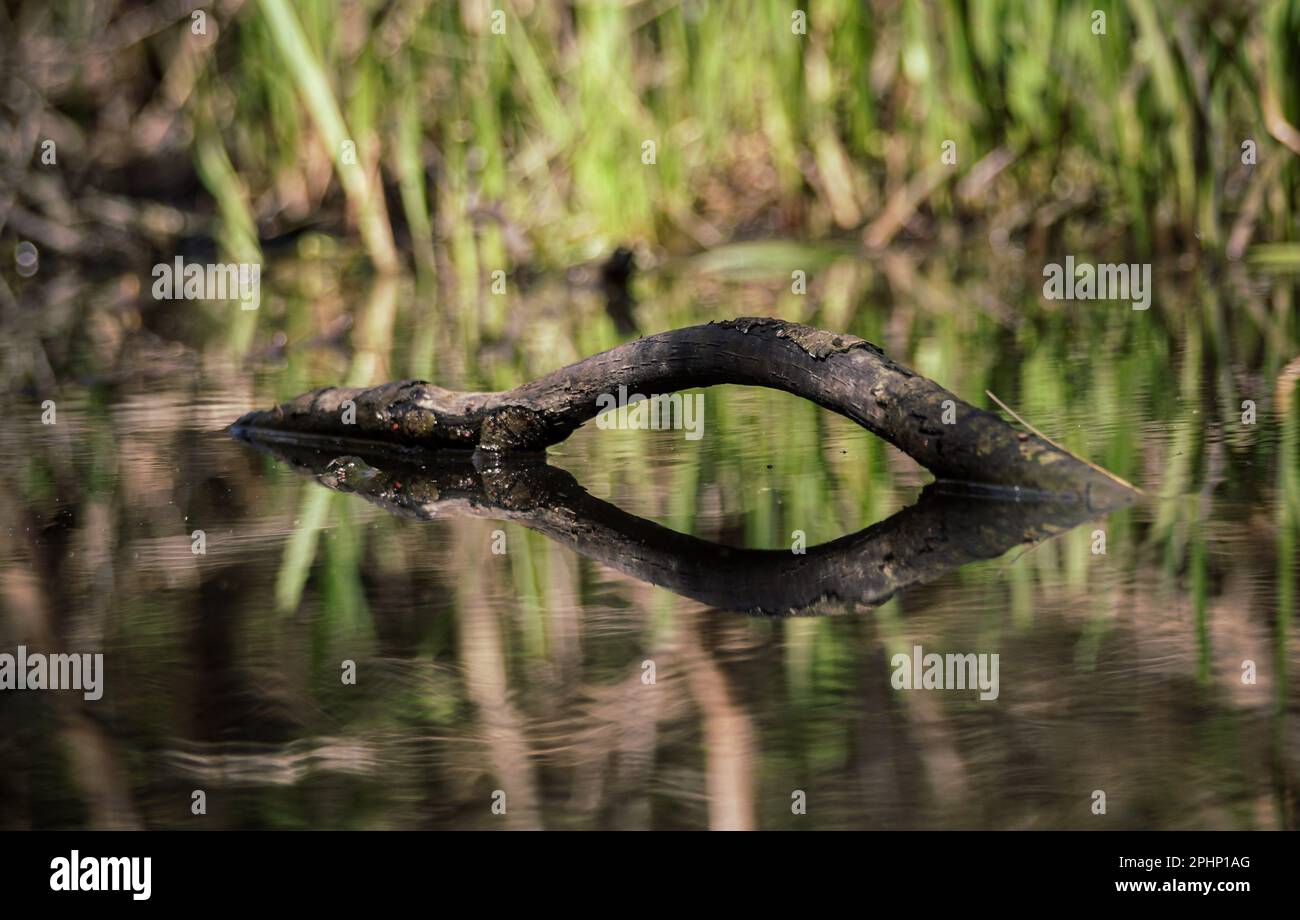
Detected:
left=231, top=317, right=1134, bottom=505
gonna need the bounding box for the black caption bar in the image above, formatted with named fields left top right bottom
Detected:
left=0, top=830, right=1286, bottom=908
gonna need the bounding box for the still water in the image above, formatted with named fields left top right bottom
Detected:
left=1, top=252, right=1296, bottom=829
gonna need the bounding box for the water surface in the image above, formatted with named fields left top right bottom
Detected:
left=1, top=256, right=1296, bottom=830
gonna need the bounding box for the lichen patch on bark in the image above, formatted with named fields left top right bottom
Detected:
left=713, top=316, right=883, bottom=360
left=478, top=404, right=554, bottom=451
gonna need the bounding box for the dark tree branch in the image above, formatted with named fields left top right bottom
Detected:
left=231, top=317, right=1136, bottom=506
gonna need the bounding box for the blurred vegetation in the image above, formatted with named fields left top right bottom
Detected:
left=2, top=0, right=1300, bottom=288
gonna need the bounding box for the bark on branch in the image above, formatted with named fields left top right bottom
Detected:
left=232, top=317, right=1134, bottom=507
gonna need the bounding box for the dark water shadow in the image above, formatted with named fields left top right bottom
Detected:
left=230, top=428, right=1130, bottom=615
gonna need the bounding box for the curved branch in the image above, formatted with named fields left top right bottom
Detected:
left=232, top=317, right=1134, bottom=505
